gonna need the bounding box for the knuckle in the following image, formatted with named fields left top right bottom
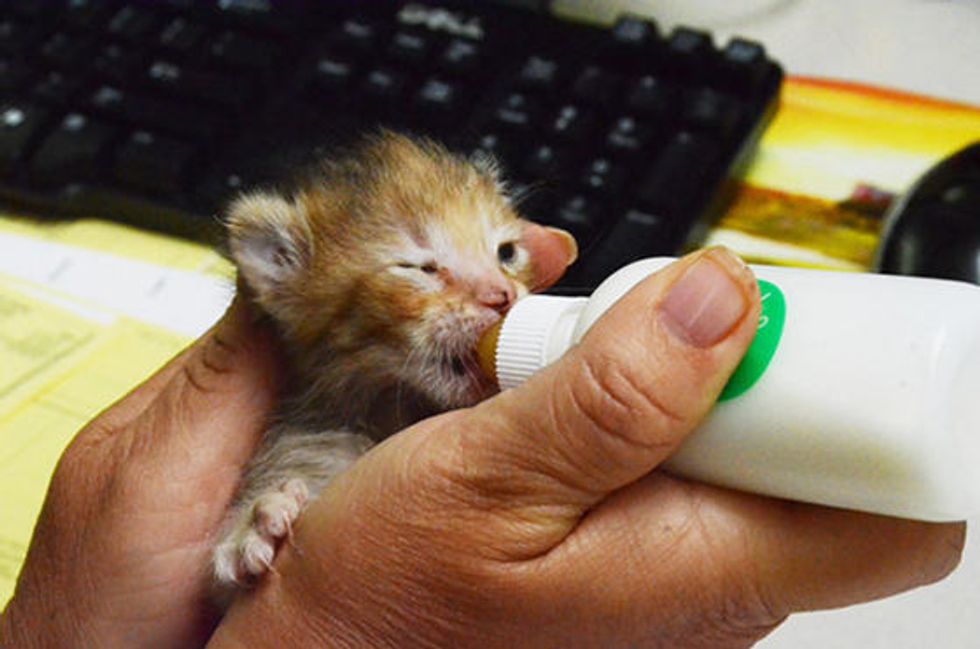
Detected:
left=703, top=590, right=787, bottom=647
left=406, top=415, right=578, bottom=561
left=562, top=349, right=683, bottom=455
left=697, top=548, right=789, bottom=646
left=181, top=333, right=239, bottom=395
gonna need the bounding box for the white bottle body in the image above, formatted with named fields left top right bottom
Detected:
left=495, top=259, right=980, bottom=521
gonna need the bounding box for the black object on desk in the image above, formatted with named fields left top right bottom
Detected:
left=875, top=142, right=980, bottom=286
left=0, top=1, right=782, bottom=294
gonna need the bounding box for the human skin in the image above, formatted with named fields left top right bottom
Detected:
left=1, top=248, right=966, bottom=649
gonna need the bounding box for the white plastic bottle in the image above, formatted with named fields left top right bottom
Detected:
left=481, top=258, right=980, bottom=522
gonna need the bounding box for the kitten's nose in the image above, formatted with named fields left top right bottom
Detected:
left=475, top=279, right=516, bottom=313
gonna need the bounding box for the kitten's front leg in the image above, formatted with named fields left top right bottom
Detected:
left=213, top=428, right=373, bottom=594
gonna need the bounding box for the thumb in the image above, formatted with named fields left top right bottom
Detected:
left=434, top=247, right=760, bottom=554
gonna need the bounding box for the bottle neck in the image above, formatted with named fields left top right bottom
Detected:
left=495, top=294, right=587, bottom=390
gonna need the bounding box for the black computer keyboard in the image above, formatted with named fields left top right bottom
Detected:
left=0, top=1, right=782, bottom=292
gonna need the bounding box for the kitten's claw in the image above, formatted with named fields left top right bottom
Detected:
left=255, top=479, right=308, bottom=539
left=214, top=479, right=309, bottom=588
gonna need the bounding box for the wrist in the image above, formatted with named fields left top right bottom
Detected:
left=1, top=591, right=93, bottom=649
left=1, top=597, right=44, bottom=649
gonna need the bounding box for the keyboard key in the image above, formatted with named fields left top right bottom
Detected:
left=683, top=88, right=742, bottom=138
left=636, top=131, right=720, bottom=215
left=572, top=66, right=620, bottom=106
left=610, top=15, right=658, bottom=50
left=210, top=31, right=276, bottom=71
left=41, top=32, right=96, bottom=69
left=0, top=102, right=48, bottom=173
left=580, top=157, right=625, bottom=195
left=0, top=18, right=39, bottom=54
left=32, top=70, right=80, bottom=104
left=108, top=6, right=160, bottom=41
left=388, top=31, right=431, bottom=66
left=90, top=85, right=125, bottom=112
left=666, top=27, right=715, bottom=74
left=331, top=19, right=378, bottom=56
left=493, top=92, right=538, bottom=130
left=63, top=0, right=110, bottom=29
left=625, top=75, right=670, bottom=117
left=605, top=116, right=654, bottom=155
left=719, top=38, right=771, bottom=93
left=6, top=1, right=49, bottom=20
left=90, top=86, right=223, bottom=141
left=114, top=130, right=194, bottom=194
left=522, top=144, right=565, bottom=179
left=0, top=58, right=32, bottom=94
left=578, top=207, right=674, bottom=286
left=511, top=183, right=555, bottom=222
left=311, top=56, right=355, bottom=94
left=213, top=0, right=301, bottom=33
left=470, top=131, right=522, bottom=167
left=549, top=104, right=595, bottom=142
left=31, top=113, right=114, bottom=184
left=549, top=194, right=602, bottom=245
left=361, top=68, right=406, bottom=100
left=414, top=78, right=459, bottom=114
left=517, top=56, right=561, bottom=89
left=145, top=59, right=251, bottom=110
left=440, top=39, right=480, bottom=74
left=94, top=44, right=145, bottom=83
left=159, top=17, right=207, bottom=53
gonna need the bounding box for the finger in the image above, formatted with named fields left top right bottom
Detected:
left=519, top=221, right=578, bottom=291
left=429, top=248, right=759, bottom=546
left=552, top=473, right=965, bottom=625
left=740, top=495, right=965, bottom=612
left=121, top=292, right=283, bottom=468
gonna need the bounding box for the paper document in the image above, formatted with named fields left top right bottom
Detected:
left=0, top=217, right=232, bottom=604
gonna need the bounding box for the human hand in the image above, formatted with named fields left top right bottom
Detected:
left=208, top=248, right=965, bottom=648
left=0, top=295, right=283, bottom=649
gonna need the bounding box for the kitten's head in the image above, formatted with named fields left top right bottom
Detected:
left=226, top=132, right=576, bottom=411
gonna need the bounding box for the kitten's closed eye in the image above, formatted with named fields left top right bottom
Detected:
left=397, top=261, right=439, bottom=274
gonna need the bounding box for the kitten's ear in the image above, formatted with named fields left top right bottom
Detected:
left=519, top=222, right=578, bottom=291
left=226, top=192, right=312, bottom=306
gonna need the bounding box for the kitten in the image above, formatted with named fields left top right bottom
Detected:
left=213, top=132, right=577, bottom=591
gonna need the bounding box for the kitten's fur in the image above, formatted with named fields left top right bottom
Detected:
left=213, top=132, right=576, bottom=592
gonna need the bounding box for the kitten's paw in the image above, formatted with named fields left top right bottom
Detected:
left=254, top=478, right=308, bottom=539
left=213, top=479, right=309, bottom=588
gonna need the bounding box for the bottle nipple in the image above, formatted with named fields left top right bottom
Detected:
left=476, top=320, right=502, bottom=384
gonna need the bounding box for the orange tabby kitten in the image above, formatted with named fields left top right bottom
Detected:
left=213, top=132, right=576, bottom=591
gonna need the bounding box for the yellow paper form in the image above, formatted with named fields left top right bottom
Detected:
left=0, top=216, right=232, bottom=604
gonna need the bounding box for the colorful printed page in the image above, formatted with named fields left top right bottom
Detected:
left=706, top=77, right=980, bottom=270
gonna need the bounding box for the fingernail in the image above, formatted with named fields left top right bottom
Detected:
left=659, top=249, right=751, bottom=347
